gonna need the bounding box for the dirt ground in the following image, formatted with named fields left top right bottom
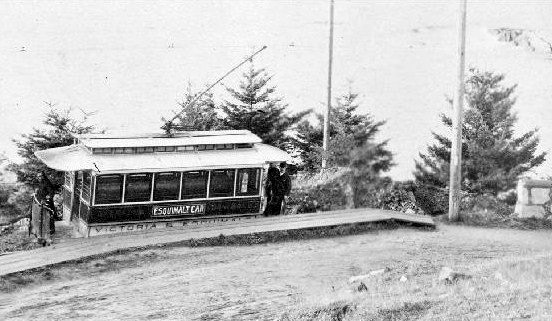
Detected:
left=1, top=225, right=551, bottom=320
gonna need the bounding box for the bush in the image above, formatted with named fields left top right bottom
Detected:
left=288, top=173, right=424, bottom=215
left=407, top=183, right=449, bottom=216
left=0, top=204, right=19, bottom=225
left=498, top=189, right=517, bottom=206
left=361, top=183, right=424, bottom=214
left=0, top=184, right=32, bottom=225
left=287, top=180, right=347, bottom=213
left=460, top=193, right=514, bottom=217
left=402, top=183, right=515, bottom=217
left=289, top=171, right=519, bottom=221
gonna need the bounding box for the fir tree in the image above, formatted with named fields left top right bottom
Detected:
left=161, top=83, right=224, bottom=132
left=294, top=89, right=393, bottom=174
left=9, top=105, right=96, bottom=190
left=221, top=63, right=310, bottom=149
left=414, top=69, right=546, bottom=195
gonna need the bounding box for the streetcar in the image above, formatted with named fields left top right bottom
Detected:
left=35, top=130, right=291, bottom=237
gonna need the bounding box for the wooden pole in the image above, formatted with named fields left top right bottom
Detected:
left=322, top=0, right=334, bottom=169
left=448, top=0, right=468, bottom=221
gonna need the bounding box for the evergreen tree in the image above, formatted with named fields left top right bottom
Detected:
left=0, top=155, right=31, bottom=221
left=9, top=105, right=96, bottom=190
left=414, top=69, right=546, bottom=195
left=221, top=63, right=310, bottom=149
left=0, top=155, right=12, bottom=207
left=294, top=89, right=393, bottom=174
left=161, top=83, right=224, bottom=133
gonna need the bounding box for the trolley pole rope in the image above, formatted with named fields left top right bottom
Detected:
left=164, top=45, right=268, bottom=132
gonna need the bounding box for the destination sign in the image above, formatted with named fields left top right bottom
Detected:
left=152, top=204, right=206, bottom=217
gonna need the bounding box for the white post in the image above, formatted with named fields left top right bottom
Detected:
left=448, top=0, right=468, bottom=221
left=322, top=0, right=334, bottom=169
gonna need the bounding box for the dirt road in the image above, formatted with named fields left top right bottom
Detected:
left=1, top=225, right=551, bottom=320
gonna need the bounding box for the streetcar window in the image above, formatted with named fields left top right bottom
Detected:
left=197, top=144, right=214, bottom=151
left=112, top=147, right=135, bottom=154
left=94, top=148, right=113, bottom=154
left=153, top=172, right=180, bottom=201
left=176, top=146, right=195, bottom=152
left=64, top=172, right=73, bottom=189
left=62, top=187, right=72, bottom=209
left=209, top=169, right=235, bottom=198
left=82, top=171, right=92, bottom=202
left=74, top=171, right=83, bottom=203
left=235, top=168, right=261, bottom=196
left=136, top=147, right=154, bottom=153
left=235, top=143, right=253, bottom=149
left=155, top=146, right=175, bottom=152
left=124, top=173, right=152, bottom=203
left=95, top=175, right=123, bottom=204
left=215, top=144, right=233, bottom=150
left=181, top=171, right=208, bottom=199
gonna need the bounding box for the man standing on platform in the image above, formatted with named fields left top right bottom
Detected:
left=279, top=162, right=292, bottom=215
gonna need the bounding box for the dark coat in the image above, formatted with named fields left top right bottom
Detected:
left=264, top=167, right=284, bottom=216
left=279, top=171, right=291, bottom=196
left=264, top=167, right=281, bottom=200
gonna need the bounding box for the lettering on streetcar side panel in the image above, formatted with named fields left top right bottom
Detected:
left=87, top=215, right=255, bottom=236
left=89, top=222, right=176, bottom=236
left=152, top=204, right=206, bottom=217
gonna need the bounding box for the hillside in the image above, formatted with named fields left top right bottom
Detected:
left=1, top=225, right=552, bottom=320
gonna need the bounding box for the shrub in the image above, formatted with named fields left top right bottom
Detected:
left=365, top=183, right=424, bottom=214
left=498, top=189, right=517, bottom=206
left=287, top=180, right=347, bottom=213
left=0, top=184, right=32, bottom=225
left=289, top=170, right=519, bottom=223
left=288, top=173, right=424, bottom=215
left=0, top=204, right=19, bottom=225
left=460, top=193, right=514, bottom=217
left=408, top=183, right=449, bottom=216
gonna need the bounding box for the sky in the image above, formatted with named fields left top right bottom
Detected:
left=1, top=0, right=552, bottom=180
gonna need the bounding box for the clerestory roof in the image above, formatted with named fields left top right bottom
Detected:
left=35, top=131, right=291, bottom=173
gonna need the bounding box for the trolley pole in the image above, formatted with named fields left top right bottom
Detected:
left=448, top=0, right=468, bottom=221
left=163, top=46, right=267, bottom=134
left=322, top=0, right=334, bottom=169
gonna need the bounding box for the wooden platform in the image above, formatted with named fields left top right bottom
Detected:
left=0, top=208, right=434, bottom=276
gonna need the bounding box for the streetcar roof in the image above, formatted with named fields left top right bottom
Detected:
left=35, top=142, right=291, bottom=173
left=75, top=130, right=262, bottom=148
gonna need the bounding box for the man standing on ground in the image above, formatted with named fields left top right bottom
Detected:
left=279, top=162, right=291, bottom=215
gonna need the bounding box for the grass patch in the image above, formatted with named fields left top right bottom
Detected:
left=437, top=212, right=552, bottom=230
left=280, top=299, right=435, bottom=321
left=281, top=250, right=552, bottom=320
left=0, top=226, right=40, bottom=254
left=281, top=301, right=357, bottom=321
left=372, top=301, right=433, bottom=321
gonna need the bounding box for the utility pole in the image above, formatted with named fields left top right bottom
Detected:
left=322, top=0, right=334, bottom=169
left=448, top=0, right=468, bottom=221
